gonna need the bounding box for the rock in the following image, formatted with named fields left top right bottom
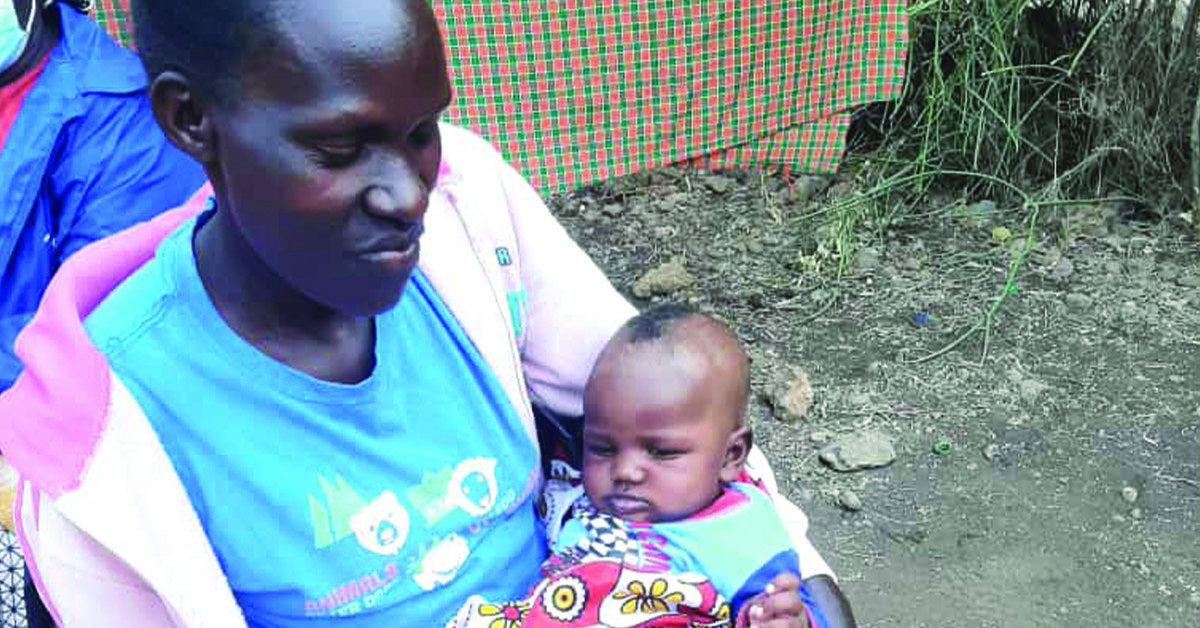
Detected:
left=633, top=259, right=693, bottom=298
left=703, top=174, right=735, bottom=195
left=962, top=200, right=997, bottom=227
left=1065, top=293, right=1093, bottom=310
left=601, top=203, right=624, bottom=217
left=819, top=430, right=897, bottom=472
left=855, top=247, right=882, bottom=272
left=1049, top=256, right=1074, bottom=281
left=1018, top=378, right=1049, bottom=403
left=1111, top=513, right=1127, bottom=523
left=1178, top=274, right=1200, bottom=288
left=983, top=443, right=1000, bottom=461
left=747, top=241, right=765, bottom=254
left=1130, top=507, right=1144, bottom=520
left=809, top=430, right=833, bottom=445
left=1121, top=486, right=1138, bottom=504
left=788, top=175, right=832, bottom=204
left=764, top=369, right=814, bottom=422
left=838, top=490, right=863, bottom=512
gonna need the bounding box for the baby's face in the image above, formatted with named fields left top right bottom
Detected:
left=581, top=340, right=744, bottom=523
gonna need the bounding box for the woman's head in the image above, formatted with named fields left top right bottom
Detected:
left=137, top=0, right=453, bottom=317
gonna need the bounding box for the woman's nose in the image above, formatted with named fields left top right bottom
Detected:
left=363, top=162, right=427, bottom=221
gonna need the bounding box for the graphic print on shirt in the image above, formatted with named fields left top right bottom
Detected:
left=407, top=457, right=500, bottom=526
left=412, top=533, right=471, bottom=591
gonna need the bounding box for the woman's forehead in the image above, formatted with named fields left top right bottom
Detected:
left=236, top=0, right=444, bottom=104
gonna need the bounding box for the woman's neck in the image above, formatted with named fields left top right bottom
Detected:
left=193, top=208, right=376, bottom=384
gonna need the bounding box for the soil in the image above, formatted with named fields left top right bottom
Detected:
left=546, top=168, right=1200, bottom=628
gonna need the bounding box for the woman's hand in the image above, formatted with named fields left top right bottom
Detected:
left=740, top=573, right=809, bottom=628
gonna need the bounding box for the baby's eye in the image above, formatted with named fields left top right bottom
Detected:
left=648, top=446, right=685, bottom=460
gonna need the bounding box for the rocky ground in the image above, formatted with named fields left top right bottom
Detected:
left=546, top=168, right=1200, bottom=628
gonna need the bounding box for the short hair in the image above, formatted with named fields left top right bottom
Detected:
left=622, top=303, right=698, bottom=344
left=132, top=0, right=277, bottom=105
left=617, top=304, right=750, bottom=417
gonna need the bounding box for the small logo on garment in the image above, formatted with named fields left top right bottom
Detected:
left=496, top=247, right=513, bottom=266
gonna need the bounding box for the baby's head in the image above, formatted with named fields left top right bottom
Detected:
left=582, top=304, right=752, bottom=523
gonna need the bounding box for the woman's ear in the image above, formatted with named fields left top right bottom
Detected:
left=149, top=71, right=217, bottom=164
left=719, top=426, right=752, bottom=483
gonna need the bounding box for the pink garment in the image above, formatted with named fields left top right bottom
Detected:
left=0, top=125, right=829, bottom=627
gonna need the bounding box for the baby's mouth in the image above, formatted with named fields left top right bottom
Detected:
left=601, top=495, right=653, bottom=519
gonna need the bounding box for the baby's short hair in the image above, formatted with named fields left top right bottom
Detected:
left=614, top=304, right=750, bottom=417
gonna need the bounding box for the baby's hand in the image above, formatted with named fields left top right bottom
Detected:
left=740, top=573, right=809, bottom=628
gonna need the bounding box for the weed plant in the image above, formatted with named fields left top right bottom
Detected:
left=848, top=0, right=1200, bottom=237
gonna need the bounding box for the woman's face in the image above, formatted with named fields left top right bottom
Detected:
left=205, top=0, right=453, bottom=316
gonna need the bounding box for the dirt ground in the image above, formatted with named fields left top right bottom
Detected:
left=546, top=168, right=1200, bottom=628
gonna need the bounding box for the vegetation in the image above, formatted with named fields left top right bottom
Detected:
left=846, top=0, right=1200, bottom=239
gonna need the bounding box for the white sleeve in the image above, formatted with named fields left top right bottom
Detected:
left=744, top=446, right=835, bottom=581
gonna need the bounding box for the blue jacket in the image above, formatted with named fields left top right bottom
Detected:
left=0, top=5, right=206, bottom=390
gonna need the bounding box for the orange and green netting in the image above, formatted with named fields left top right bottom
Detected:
left=93, top=0, right=907, bottom=194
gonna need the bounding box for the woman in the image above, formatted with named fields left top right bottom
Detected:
left=0, top=0, right=851, bottom=625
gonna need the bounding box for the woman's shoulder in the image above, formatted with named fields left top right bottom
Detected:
left=82, top=220, right=196, bottom=361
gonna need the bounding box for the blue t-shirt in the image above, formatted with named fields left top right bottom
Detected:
left=85, top=212, right=546, bottom=626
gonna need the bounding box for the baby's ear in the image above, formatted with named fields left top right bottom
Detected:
left=720, top=427, right=752, bottom=483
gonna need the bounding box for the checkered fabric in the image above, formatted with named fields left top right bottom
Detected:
left=0, top=533, right=25, bottom=628
left=574, top=508, right=640, bottom=566
left=90, top=0, right=907, bottom=193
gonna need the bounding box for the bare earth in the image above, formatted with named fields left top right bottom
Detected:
left=547, top=168, right=1200, bottom=628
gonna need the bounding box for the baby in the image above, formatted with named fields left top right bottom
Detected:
left=451, top=304, right=820, bottom=628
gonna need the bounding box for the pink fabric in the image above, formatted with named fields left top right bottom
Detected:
left=0, top=185, right=210, bottom=497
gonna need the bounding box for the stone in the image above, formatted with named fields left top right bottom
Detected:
left=1130, top=507, right=1144, bottom=520
left=1065, top=293, right=1093, bottom=310
left=809, top=430, right=833, bottom=445
left=1049, top=256, right=1074, bottom=281
left=819, top=430, right=897, bottom=472
left=633, top=259, right=693, bottom=298
left=962, top=200, right=996, bottom=227
left=855, top=247, right=882, bottom=272
left=1178, top=274, right=1200, bottom=288
left=764, top=369, right=814, bottom=422
left=838, top=490, right=863, bottom=512
left=983, top=443, right=1000, bottom=461
left=747, top=241, right=765, bottom=254
left=601, top=203, right=624, bottom=217
left=788, top=175, right=832, bottom=204
left=1018, top=378, right=1049, bottom=403
left=1121, top=486, right=1138, bottom=504
left=703, top=174, right=735, bottom=195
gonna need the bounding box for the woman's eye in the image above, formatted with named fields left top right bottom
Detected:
left=310, top=141, right=363, bottom=168
left=407, top=121, right=439, bottom=150
left=584, top=442, right=614, bottom=457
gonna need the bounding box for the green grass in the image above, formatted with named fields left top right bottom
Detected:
left=816, top=0, right=1200, bottom=362
left=847, top=0, right=1200, bottom=230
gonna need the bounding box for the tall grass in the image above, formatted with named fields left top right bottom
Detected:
left=849, top=0, right=1200, bottom=234
left=821, top=0, right=1200, bottom=362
